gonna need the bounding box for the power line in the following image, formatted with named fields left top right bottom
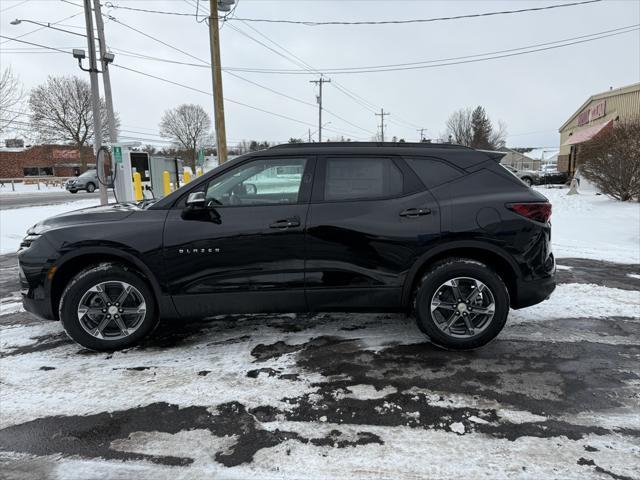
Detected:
left=0, top=36, right=69, bottom=53
left=104, top=0, right=602, bottom=26
left=217, top=25, right=639, bottom=75
left=227, top=22, right=379, bottom=133
left=110, top=64, right=366, bottom=138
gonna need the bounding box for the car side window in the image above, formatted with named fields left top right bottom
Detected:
left=324, top=157, right=403, bottom=201
left=205, top=157, right=307, bottom=207
left=404, top=156, right=463, bottom=188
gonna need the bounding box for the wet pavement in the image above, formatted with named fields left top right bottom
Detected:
left=0, top=255, right=639, bottom=479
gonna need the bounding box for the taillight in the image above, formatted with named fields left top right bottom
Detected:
left=507, top=202, right=552, bottom=223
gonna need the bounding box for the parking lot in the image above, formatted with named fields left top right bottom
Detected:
left=1, top=253, right=639, bottom=480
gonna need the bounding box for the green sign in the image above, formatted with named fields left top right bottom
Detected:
left=197, top=148, right=205, bottom=166
left=113, top=146, right=122, bottom=164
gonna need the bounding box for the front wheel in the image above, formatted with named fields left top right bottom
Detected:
left=521, top=177, right=533, bottom=187
left=414, top=258, right=510, bottom=350
left=59, top=263, right=158, bottom=351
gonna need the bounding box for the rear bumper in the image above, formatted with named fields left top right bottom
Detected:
left=512, top=273, right=556, bottom=309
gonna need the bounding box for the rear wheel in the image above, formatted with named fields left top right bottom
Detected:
left=85, top=182, right=96, bottom=193
left=59, top=263, right=158, bottom=350
left=414, top=258, right=509, bottom=350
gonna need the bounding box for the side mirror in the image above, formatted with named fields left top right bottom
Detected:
left=186, top=191, right=206, bottom=207
left=244, top=183, right=257, bottom=195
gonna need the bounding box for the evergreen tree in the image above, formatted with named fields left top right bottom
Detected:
left=471, top=106, right=493, bottom=149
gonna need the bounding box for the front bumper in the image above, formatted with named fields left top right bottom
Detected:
left=19, top=264, right=55, bottom=320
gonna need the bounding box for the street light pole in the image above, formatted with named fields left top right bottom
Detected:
left=93, top=0, right=117, bottom=145
left=82, top=0, right=106, bottom=205
left=208, top=1, right=228, bottom=164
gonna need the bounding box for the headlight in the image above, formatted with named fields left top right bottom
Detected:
left=20, top=234, right=40, bottom=250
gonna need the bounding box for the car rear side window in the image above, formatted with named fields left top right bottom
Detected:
left=405, top=156, right=463, bottom=188
left=324, top=157, right=403, bottom=201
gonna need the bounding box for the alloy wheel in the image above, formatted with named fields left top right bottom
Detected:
left=430, top=277, right=496, bottom=338
left=77, top=281, right=146, bottom=340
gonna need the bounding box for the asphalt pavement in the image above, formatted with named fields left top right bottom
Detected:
left=0, top=254, right=638, bottom=479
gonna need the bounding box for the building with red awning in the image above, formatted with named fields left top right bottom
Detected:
left=558, top=82, right=639, bottom=175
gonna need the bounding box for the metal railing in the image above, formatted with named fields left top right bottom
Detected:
left=0, top=177, right=72, bottom=191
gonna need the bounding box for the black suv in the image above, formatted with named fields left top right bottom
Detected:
left=18, top=143, right=555, bottom=351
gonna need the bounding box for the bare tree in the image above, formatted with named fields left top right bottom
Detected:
left=445, top=108, right=473, bottom=147
left=159, top=104, right=212, bottom=170
left=489, top=120, right=508, bottom=150
left=446, top=106, right=507, bottom=149
left=0, top=65, right=26, bottom=135
left=580, top=120, right=640, bottom=201
left=29, top=76, right=117, bottom=170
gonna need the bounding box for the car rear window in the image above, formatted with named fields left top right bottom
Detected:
left=324, top=157, right=403, bottom=201
left=404, top=156, right=463, bottom=188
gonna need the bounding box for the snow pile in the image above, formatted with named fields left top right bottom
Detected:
left=0, top=199, right=99, bottom=254
left=536, top=184, right=640, bottom=263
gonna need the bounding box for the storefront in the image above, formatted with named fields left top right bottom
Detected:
left=557, top=82, right=640, bottom=174
left=0, top=144, right=95, bottom=179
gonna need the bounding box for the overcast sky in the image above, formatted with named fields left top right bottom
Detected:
left=1, top=0, right=639, bottom=149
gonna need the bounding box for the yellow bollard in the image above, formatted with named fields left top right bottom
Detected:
left=133, top=172, right=143, bottom=201
left=197, top=167, right=202, bottom=177
left=163, top=170, right=171, bottom=196
left=184, top=169, right=191, bottom=184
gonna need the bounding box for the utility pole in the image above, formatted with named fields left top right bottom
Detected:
left=93, top=0, right=117, bottom=145
left=417, top=128, right=426, bottom=141
left=375, top=108, right=390, bottom=142
left=82, top=0, right=106, bottom=205
left=308, top=128, right=312, bottom=142
left=310, top=75, right=331, bottom=142
left=208, top=1, right=228, bottom=163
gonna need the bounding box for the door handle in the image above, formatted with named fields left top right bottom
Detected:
left=399, top=207, right=431, bottom=218
left=269, top=217, right=301, bottom=229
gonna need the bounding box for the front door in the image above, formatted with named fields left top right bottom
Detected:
left=163, top=156, right=314, bottom=318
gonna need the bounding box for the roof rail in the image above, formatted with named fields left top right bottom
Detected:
left=268, top=141, right=472, bottom=151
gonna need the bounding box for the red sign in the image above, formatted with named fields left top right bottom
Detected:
left=52, top=149, right=80, bottom=160
left=577, top=100, right=606, bottom=126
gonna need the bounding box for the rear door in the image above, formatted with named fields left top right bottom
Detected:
left=163, top=155, right=315, bottom=318
left=305, top=154, right=440, bottom=311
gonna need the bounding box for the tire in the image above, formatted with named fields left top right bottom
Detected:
left=69, top=190, right=78, bottom=194
left=59, top=263, right=159, bottom=351
left=521, top=177, right=532, bottom=187
left=413, top=258, right=510, bottom=350
left=85, top=182, right=96, bottom=193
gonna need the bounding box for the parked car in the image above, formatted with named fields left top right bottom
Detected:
left=19, top=143, right=555, bottom=351
left=501, top=165, right=540, bottom=187
left=539, top=165, right=570, bottom=185
left=65, top=169, right=101, bottom=193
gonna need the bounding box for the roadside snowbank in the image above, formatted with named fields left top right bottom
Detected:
left=0, top=200, right=99, bottom=254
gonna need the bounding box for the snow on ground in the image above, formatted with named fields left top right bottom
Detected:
left=0, top=199, right=99, bottom=254
left=0, top=176, right=639, bottom=479
left=534, top=182, right=640, bottom=264
left=0, top=182, right=66, bottom=195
